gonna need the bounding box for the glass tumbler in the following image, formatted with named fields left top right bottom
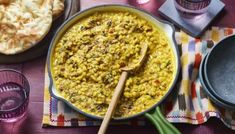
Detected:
left=0, top=69, right=30, bottom=122
left=174, top=0, right=211, bottom=19
left=136, top=0, right=150, bottom=4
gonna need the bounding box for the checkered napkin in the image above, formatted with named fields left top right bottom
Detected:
left=42, top=27, right=235, bottom=129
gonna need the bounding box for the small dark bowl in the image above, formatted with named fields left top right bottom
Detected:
left=203, top=34, right=235, bottom=109
left=199, top=54, right=235, bottom=110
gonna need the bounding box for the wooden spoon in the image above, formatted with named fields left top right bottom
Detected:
left=98, top=43, right=148, bottom=134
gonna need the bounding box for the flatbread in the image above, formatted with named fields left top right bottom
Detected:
left=52, top=0, right=64, bottom=19
left=0, top=0, right=53, bottom=55
left=0, top=0, right=10, bottom=4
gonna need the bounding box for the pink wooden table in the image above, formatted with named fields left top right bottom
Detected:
left=0, top=0, right=235, bottom=134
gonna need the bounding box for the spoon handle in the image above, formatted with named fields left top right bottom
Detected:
left=98, top=71, right=128, bottom=134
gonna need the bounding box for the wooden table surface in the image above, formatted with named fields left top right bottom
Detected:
left=1, top=0, right=235, bottom=134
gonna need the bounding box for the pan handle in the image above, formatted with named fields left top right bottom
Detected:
left=144, top=106, right=181, bottom=134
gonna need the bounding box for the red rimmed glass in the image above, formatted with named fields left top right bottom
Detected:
left=0, top=69, right=30, bottom=122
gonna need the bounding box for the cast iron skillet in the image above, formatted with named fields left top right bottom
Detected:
left=47, top=5, right=181, bottom=134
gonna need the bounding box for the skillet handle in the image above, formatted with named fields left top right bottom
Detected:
left=145, top=107, right=181, bottom=134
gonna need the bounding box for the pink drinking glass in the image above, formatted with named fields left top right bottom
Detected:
left=0, top=69, right=30, bottom=122
left=136, top=0, right=150, bottom=4
left=174, top=0, right=211, bottom=18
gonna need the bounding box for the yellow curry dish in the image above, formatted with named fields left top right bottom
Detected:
left=52, top=11, right=176, bottom=118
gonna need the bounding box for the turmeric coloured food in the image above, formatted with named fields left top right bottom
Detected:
left=52, top=11, right=175, bottom=118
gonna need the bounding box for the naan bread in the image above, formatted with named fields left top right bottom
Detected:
left=0, top=0, right=10, bottom=4
left=0, top=0, right=53, bottom=55
left=52, top=0, right=64, bottom=19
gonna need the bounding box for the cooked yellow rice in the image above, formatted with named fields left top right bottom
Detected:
left=52, top=11, right=175, bottom=117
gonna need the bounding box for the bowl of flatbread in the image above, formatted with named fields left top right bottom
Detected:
left=0, top=0, right=65, bottom=55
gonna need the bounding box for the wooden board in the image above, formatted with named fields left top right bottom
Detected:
left=0, top=0, right=80, bottom=64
